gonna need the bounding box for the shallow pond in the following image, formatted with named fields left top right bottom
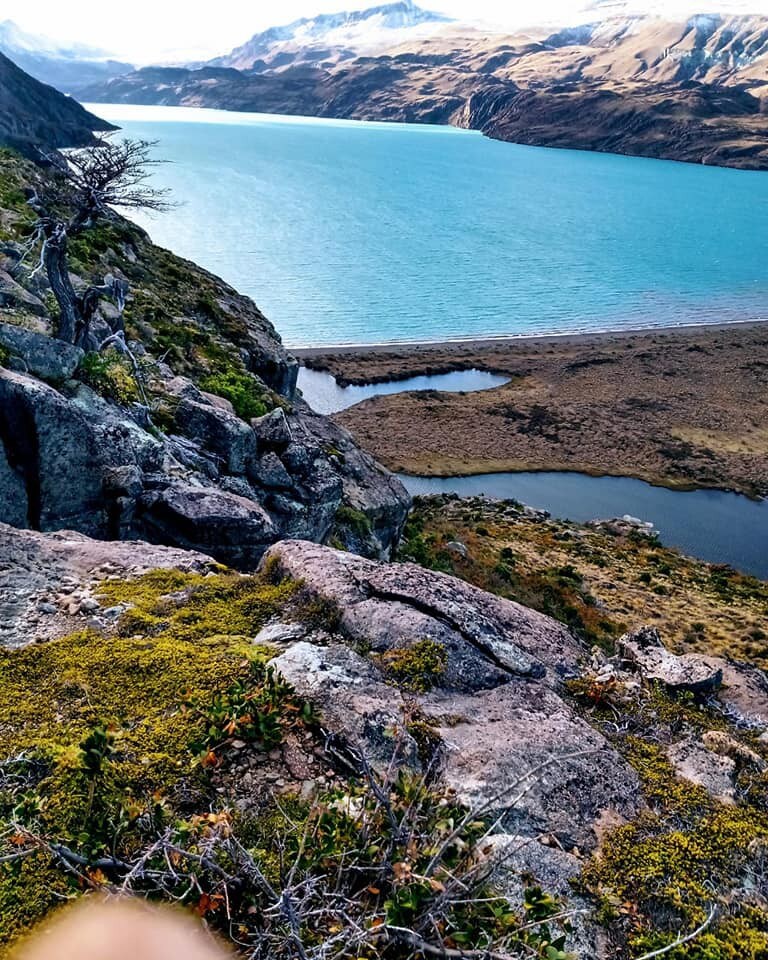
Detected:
left=297, top=367, right=509, bottom=414
left=400, top=471, right=768, bottom=579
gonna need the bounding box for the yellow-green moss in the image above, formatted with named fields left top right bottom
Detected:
left=97, top=568, right=297, bottom=642
left=382, top=638, right=448, bottom=692
left=78, top=351, right=141, bottom=404
left=581, top=741, right=768, bottom=958
left=0, top=567, right=303, bottom=949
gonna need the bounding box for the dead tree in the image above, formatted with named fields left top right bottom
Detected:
left=24, top=136, right=170, bottom=349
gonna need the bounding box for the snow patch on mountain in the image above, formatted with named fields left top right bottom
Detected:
left=208, top=1, right=454, bottom=70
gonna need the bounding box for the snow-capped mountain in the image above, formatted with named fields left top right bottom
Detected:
left=207, top=1, right=454, bottom=71
left=0, top=20, right=132, bottom=94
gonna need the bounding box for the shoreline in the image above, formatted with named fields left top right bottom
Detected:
left=314, top=319, right=768, bottom=500
left=291, top=317, right=768, bottom=360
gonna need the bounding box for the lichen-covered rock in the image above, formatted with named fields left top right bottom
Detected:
left=699, top=657, right=768, bottom=727
left=484, top=836, right=606, bottom=959
left=266, top=540, right=641, bottom=851
left=0, top=369, right=105, bottom=535
left=619, top=626, right=723, bottom=695
left=288, top=403, right=411, bottom=558
left=251, top=451, right=295, bottom=490
left=428, top=683, right=639, bottom=846
left=0, top=321, right=83, bottom=380
left=270, top=641, right=421, bottom=770
left=667, top=737, right=737, bottom=804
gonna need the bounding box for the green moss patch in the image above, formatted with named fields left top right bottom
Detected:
left=0, top=567, right=305, bottom=950
left=582, top=741, right=768, bottom=958
left=198, top=365, right=272, bottom=420
left=381, top=638, right=448, bottom=692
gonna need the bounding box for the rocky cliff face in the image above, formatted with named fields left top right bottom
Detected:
left=0, top=50, right=115, bottom=155
left=0, top=152, right=409, bottom=565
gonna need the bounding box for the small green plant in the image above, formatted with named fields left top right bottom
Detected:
left=334, top=504, right=373, bottom=539
left=383, top=638, right=448, bottom=692
left=289, top=593, right=343, bottom=633
left=199, top=366, right=271, bottom=420
left=79, top=350, right=140, bottom=404
left=184, top=661, right=316, bottom=765
left=78, top=724, right=119, bottom=781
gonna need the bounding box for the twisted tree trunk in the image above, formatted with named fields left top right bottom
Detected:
left=41, top=224, right=81, bottom=345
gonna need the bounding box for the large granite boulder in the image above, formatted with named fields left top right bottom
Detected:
left=0, top=369, right=105, bottom=535
left=0, top=321, right=83, bottom=381
left=264, top=539, right=583, bottom=688
left=265, top=540, right=641, bottom=852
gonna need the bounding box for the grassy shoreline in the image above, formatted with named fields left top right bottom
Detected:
left=301, top=320, right=768, bottom=499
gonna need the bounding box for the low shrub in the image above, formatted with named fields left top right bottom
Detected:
left=78, top=350, right=140, bottom=404
left=199, top=366, right=271, bottom=420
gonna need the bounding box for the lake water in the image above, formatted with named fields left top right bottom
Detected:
left=296, top=367, right=509, bottom=414
left=401, top=472, right=768, bottom=579
left=87, top=103, right=768, bottom=348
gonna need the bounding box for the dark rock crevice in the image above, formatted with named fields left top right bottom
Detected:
left=0, top=392, right=40, bottom=528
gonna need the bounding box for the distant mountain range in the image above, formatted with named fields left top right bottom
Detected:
left=0, top=20, right=133, bottom=95
left=0, top=49, right=114, bottom=156
left=206, top=0, right=454, bottom=71
left=6, top=3, right=768, bottom=170
left=77, top=8, right=768, bottom=170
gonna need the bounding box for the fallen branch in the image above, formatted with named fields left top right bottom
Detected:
left=635, top=905, right=718, bottom=960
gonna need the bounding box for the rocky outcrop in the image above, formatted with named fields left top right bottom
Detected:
left=0, top=521, right=216, bottom=648
left=264, top=540, right=640, bottom=853
left=0, top=358, right=409, bottom=566
left=619, top=626, right=724, bottom=696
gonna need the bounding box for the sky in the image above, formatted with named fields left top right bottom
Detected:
left=8, top=0, right=768, bottom=63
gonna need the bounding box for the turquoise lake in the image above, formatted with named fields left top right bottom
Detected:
left=87, top=104, right=768, bottom=348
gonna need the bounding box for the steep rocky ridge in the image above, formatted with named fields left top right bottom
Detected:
left=0, top=51, right=114, bottom=156
left=0, top=150, right=409, bottom=563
